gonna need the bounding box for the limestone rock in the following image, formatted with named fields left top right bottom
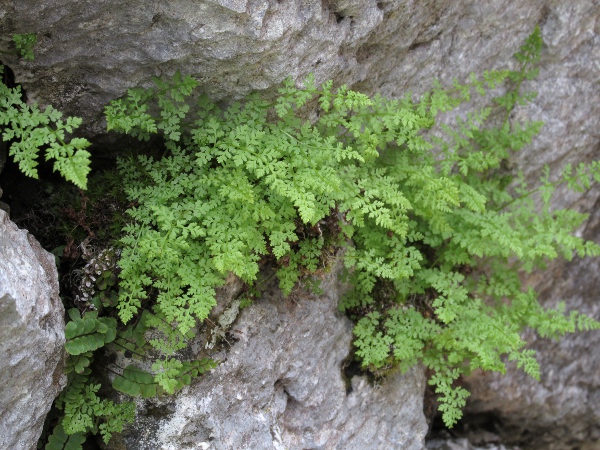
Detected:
left=0, top=209, right=66, bottom=450
left=113, top=268, right=428, bottom=450
left=1, top=0, right=599, bottom=448
left=0, top=1, right=597, bottom=186
left=0, top=0, right=384, bottom=140
left=0, top=0, right=596, bottom=165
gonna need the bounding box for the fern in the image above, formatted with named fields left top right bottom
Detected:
left=107, top=307, right=216, bottom=397
left=102, top=27, right=600, bottom=429
left=0, top=65, right=91, bottom=188
left=112, top=365, right=156, bottom=397
left=50, top=300, right=215, bottom=447
left=13, top=33, right=37, bottom=60
left=45, top=424, right=86, bottom=450
left=64, top=308, right=117, bottom=355
left=53, top=309, right=135, bottom=447
left=341, top=27, right=600, bottom=427
left=55, top=367, right=135, bottom=445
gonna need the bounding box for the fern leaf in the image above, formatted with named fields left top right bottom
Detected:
left=112, top=365, right=157, bottom=398
left=45, top=424, right=86, bottom=450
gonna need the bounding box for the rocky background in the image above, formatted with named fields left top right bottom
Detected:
left=0, top=0, right=598, bottom=449
left=107, top=265, right=428, bottom=449
left=0, top=210, right=66, bottom=450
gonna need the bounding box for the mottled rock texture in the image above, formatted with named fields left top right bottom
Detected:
left=427, top=437, right=519, bottom=450
left=0, top=0, right=595, bottom=154
left=0, top=209, right=66, bottom=450
left=1, top=0, right=599, bottom=449
left=112, top=268, right=428, bottom=449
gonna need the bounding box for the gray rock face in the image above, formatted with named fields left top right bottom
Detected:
left=0, top=210, right=66, bottom=450
left=114, top=267, right=428, bottom=449
left=427, top=437, right=519, bottom=450
left=0, top=0, right=595, bottom=158
left=0, top=1, right=597, bottom=180
left=2, top=0, right=599, bottom=449
left=0, top=0, right=385, bottom=139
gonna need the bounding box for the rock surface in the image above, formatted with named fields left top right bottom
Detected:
left=0, top=209, right=66, bottom=450
left=0, top=0, right=597, bottom=165
left=427, top=437, right=519, bottom=450
left=111, top=267, right=428, bottom=449
left=0, top=1, right=597, bottom=186
left=1, top=0, right=599, bottom=449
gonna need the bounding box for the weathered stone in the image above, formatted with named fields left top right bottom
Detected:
left=1, top=0, right=599, bottom=448
left=0, top=209, right=66, bottom=450
left=0, top=1, right=594, bottom=155
left=0, top=0, right=381, bottom=140
left=427, top=437, right=519, bottom=450
left=112, top=267, right=428, bottom=449
left=0, top=1, right=597, bottom=181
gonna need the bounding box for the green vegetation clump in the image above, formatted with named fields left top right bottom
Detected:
left=49, top=304, right=215, bottom=449
left=43, top=231, right=215, bottom=449
left=0, top=64, right=91, bottom=189
left=13, top=33, right=37, bottom=60
left=39, top=27, right=600, bottom=448
left=104, top=26, right=600, bottom=428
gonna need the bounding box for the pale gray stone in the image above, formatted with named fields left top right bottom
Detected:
left=0, top=1, right=597, bottom=178
left=1, top=0, right=599, bottom=448
left=114, top=267, right=428, bottom=449
left=0, top=210, right=66, bottom=450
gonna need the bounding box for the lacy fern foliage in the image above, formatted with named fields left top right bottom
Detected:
left=50, top=286, right=215, bottom=448
left=0, top=64, right=91, bottom=188
left=45, top=424, right=86, bottom=450
left=104, top=27, right=600, bottom=428
left=13, top=33, right=37, bottom=60
left=54, top=308, right=135, bottom=448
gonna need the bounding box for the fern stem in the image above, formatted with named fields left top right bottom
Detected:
left=111, top=340, right=146, bottom=358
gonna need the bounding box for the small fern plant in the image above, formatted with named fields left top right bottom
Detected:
left=104, top=26, right=600, bottom=428
left=46, top=258, right=215, bottom=449
left=0, top=64, right=91, bottom=189
left=49, top=308, right=135, bottom=447
left=13, top=33, right=37, bottom=60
